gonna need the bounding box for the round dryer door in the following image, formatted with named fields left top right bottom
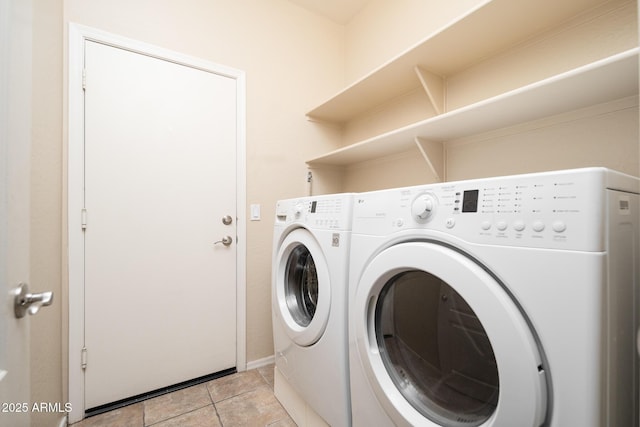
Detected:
left=274, top=228, right=331, bottom=346
left=353, top=242, right=548, bottom=427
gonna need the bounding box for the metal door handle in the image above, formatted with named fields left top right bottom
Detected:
left=14, top=282, right=54, bottom=318
left=222, top=215, right=233, bottom=225
left=214, top=236, right=233, bottom=246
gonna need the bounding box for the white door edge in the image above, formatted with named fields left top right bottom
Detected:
left=66, top=23, right=247, bottom=423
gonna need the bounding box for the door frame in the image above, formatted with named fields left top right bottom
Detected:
left=66, top=23, right=247, bottom=423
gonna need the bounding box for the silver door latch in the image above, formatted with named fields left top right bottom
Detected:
left=213, top=236, right=233, bottom=246
left=14, top=282, right=53, bottom=318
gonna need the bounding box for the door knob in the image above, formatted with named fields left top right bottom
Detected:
left=222, top=215, right=233, bottom=225
left=14, top=282, right=54, bottom=318
left=214, top=236, right=233, bottom=246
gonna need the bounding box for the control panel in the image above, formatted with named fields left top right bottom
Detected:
left=353, top=168, right=635, bottom=251
left=275, top=194, right=354, bottom=230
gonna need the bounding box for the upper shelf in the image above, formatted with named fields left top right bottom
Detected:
left=307, top=48, right=639, bottom=166
left=307, top=0, right=612, bottom=123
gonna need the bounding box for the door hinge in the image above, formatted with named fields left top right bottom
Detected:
left=82, top=69, right=86, bottom=91
left=81, top=208, right=87, bottom=230
left=81, top=347, right=87, bottom=370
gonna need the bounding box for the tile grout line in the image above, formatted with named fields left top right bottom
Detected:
left=205, top=379, right=225, bottom=427
left=209, top=371, right=271, bottom=405
left=144, top=403, right=216, bottom=427
left=143, top=383, right=215, bottom=427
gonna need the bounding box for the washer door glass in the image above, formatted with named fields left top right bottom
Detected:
left=274, top=228, right=331, bottom=347
left=285, top=244, right=319, bottom=327
left=376, top=270, right=498, bottom=426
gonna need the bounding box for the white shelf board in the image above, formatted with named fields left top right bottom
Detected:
left=307, top=48, right=639, bottom=167
left=307, top=0, right=609, bottom=123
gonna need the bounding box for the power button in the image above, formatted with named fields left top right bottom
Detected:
left=552, top=221, right=567, bottom=233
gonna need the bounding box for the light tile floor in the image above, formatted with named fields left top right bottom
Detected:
left=72, top=365, right=296, bottom=427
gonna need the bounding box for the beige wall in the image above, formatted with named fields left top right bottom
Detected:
left=445, top=97, right=639, bottom=181
left=445, top=0, right=638, bottom=111
left=31, top=0, right=63, bottom=426
left=344, top=0, right=484, bottom=82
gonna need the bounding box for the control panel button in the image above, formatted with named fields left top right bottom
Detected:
left=445, top=218, right=455, bottom=229
left=496, top=221, right=508, bottom=231
left=532, top=220, right=545, bottom=232
left=411, top=194, right=436, bottom=221
left=481, top=221, right=492, bottom=231
left=513, top=220, right=526, bottom=232
left=552, top=221, right=567, bottom=233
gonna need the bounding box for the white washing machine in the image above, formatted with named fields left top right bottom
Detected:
left=348, top=168, right=639, bottom=427
left=272, top=193, right=354, bottom=427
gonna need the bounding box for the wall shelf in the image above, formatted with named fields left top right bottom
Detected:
left=306, top=0, right=610, bottom=123
left=306, top=48, right=639, bottom=167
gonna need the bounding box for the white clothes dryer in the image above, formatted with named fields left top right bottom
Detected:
left=348, top=168, right=639, bottom=427
left=272, top=194, right=354, bottom=427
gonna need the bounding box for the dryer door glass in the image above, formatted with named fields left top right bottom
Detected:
left=375, top=270, right=498, bottom=426
left=285, top=245, right=318, bottom=327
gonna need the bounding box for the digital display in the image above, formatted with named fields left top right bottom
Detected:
left=310, top=201, right=317, bottom=213
left=462, top=190, right=479, bottom=213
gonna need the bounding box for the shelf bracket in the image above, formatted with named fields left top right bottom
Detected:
left=414, top=66, right=445, bottom=115
left=414, top=137, right=444, bottom=182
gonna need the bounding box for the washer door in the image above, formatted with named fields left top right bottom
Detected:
left=274, top=228, right=331, bottom=346
left=354, top=242, right=548, bottom=427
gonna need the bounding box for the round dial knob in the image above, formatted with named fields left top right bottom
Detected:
left=411, top=194, right=436, bottom=220
left=294, top=203, right=305, bottom=217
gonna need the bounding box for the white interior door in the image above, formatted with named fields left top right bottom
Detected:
left=83, top=40, right=237, bottom=409
left=0, top=0, right=32, bottom=425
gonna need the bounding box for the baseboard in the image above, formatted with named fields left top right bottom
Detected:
left=246, top=354, right=275, bottom=370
